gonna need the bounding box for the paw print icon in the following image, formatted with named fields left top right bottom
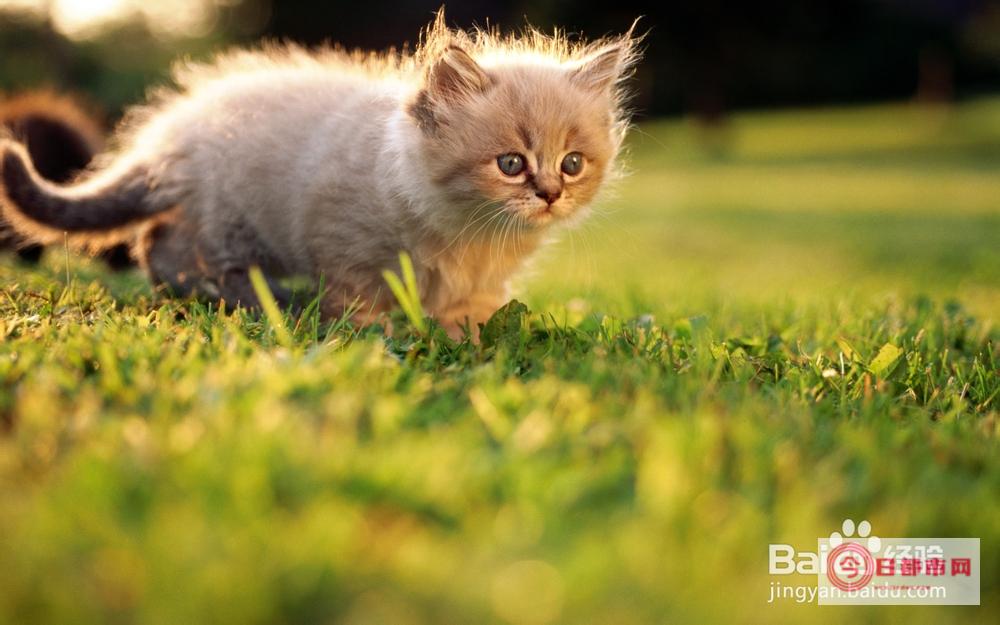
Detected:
left=829, top=518, right=881, bottom=553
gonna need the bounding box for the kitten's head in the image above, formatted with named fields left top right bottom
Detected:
left=408, top=19, right=640, bottom=235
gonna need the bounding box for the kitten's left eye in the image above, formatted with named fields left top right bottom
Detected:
left=561, top=152, right=584, bottom=176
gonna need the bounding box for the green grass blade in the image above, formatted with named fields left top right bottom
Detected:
left=248, top=266, right=293, bottom=347
left=382, top=252, right=427, bottom=333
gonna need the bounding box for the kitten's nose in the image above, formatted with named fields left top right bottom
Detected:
left=535, top=188, right=562, bottom=204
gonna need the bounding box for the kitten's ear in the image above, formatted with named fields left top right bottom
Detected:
left=570, top=43, right=628, bottom=95
left=426, top=46, right=491, bottom=102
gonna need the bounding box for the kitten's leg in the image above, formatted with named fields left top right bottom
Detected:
left=138, top=218, right=294, bottom=313
left=319, top=280, right=393, bottom=329
left=437, top=293, right=506, bottom=341
left=215, top=267, right=295, bottom=313
left=194, top=212, right=298, bottom=312
left=137, top=220, right=208, bottom=299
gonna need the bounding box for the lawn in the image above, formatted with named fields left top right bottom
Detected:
left=0, top=98, right=997, bottom=624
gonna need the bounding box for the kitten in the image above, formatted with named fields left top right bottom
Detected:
left=0, top=13, right=639, bottom=337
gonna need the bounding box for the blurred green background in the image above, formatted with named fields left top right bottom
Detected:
left=529, top=100, right=1000, bottom=319
left=0, top=2, right=998, bottom=624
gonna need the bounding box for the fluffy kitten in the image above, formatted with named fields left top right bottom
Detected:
left=0, top=13, right=639, bottom=337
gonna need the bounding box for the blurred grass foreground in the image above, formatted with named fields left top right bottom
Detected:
left=0, top=93, right=998, bottom=624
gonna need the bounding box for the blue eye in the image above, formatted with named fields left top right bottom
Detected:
left=497, top=153, right=526, bottom=176
left=561, top=152, right=584, bottom=175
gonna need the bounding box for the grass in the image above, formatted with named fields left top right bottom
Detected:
left=0, top=97, right=998, bottom=625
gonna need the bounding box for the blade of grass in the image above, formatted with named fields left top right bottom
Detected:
left=248, top=266, right=293, bottom=347
left=382, top=252, right=427, bottom=333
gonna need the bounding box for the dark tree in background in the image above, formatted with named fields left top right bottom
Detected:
left=1, top=0, right=999, bottom=119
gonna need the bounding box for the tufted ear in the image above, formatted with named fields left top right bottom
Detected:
left=570, top=43, right=627, bottom=95
left=425, top=46, right=492, bottom=102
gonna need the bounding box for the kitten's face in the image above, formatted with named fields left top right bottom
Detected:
left=411, top=46, right=627, bottom=235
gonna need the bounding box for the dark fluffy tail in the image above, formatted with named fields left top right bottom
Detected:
left=0, top=140, right=173, bottom=240
left=0, top=91, right=107, bottom=259
left=0, top=91, right=103, bottom=183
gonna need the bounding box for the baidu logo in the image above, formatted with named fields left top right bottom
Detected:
left=768, top=517, right=980, bottom=605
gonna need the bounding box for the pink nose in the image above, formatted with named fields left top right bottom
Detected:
left=535, top=188, right=562, bottom=204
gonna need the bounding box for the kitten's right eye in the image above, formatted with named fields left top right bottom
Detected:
left=497, top=153, right=526, bottom=176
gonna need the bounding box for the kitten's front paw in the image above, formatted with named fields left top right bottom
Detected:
left=442, top=321, right=470, bottom=342
left=440, top=310, right=494, bottom=343
left=438, top=297, right=505, bottom=343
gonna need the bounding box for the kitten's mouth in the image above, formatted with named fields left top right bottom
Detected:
left=525, top=210, right=555, bottom=226
left=521, top=203, right=563, bottom=227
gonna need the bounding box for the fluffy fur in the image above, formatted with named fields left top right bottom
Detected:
left=0, top=12, right=640, bottom=336
left=0, top=91, right=133, bottom=268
